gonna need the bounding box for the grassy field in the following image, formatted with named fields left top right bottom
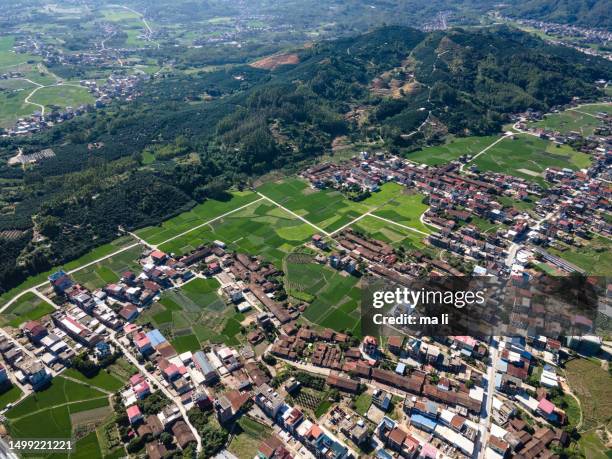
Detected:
left=6, top=377, right=109, bottom=439
left=0, top=79, right=38, bottom=127
left=286, top=256, right=361, bottom=335
left=62, top=368, right=125, bottom=392
left=70, top=245, right=142, bottom=290
left=0, top=291, right=55, bottom=327
left=0, top=235, right=136, bottom=309
left=158, top=200, right=316, bottom=266
left=576, top=429, right=610, bottom=459
left=529, top=110, right=602, bottom=136
left=549, top=236, right=612, bottom=275
left=0, top=384, right=23, bottom=407
left=0, top=36, right=40, bottom=71
left=371, top=191, right=433, bottom=234
left=257, top=178, right=403, bottom=233
left=354, top=392, right=372, bottom=415
left=30, top=84, right=95, bottom=110
left=474, top=135, right=591, bottom=185
left=228, top=417, right=273, bottom=458
left=136, top=190, right=258, bottom=245
left=564, top=358, right=612, bottom=432
left=139, top=277, right=246, bottom=347
left=576, top=103, right=612, bottom=116
left=350, top=215, right=429, bottom=252
left=72, top=431, right=103, bottom=459
left=405, top=135, right=499, bottom=166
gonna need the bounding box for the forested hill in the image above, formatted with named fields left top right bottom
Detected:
left=502, top=0, right=612, bottom=30
left=0, top=25, right=611, bottom=293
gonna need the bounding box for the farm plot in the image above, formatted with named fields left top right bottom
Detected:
left=138, top=277, right=247, bottom=348
left=0, top=291, right=55, bottom=327
left=371, top=191, right=433, bottom=234
left=158, top=200, right=316, bottom=266
left=62, top=368, right=125, bottom=392
left=228, top=417, right=273, bottom=459
left=529, top=110, right=602, bottom=136
left=350, top=215, right=427, bottom=251
left=549, top=236, right=612, bottom=275
left=405, top=135, right=499, bottom=166
left=6, top=377, right=109, bottom=439
left=0, top=78, right=38, bottom=128
left=564, top=358, right=611, bottom=432
left=575, top=103, right=612, bottom=116
left=286, top=256, right=361, bottom=335
left=30, top=84, right=95, bottom=111
left=136, top=190, right=258, bottom=245
left=257, top=178, right=402, bottom=233
left=70, top=245, right=143, bottom=290
left=473, top=135, right=591, bottom=185
left=0, top=235, right=136, bottom=309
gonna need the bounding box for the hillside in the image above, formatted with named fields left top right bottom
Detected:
left=0, top=25, right=611, bottom=292
left=502, top=0, right=612, bottom=29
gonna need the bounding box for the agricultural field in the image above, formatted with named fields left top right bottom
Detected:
left=30, top=84, right=95, bottom=111
left=0, top=291, right=55, bottom=327
left=62, top=368, right=125, bottom=392
left=528, top=109, right=602, bottom=136
left=473, top=135, right=591, bottom=185
left=0, top=78, right=37, bottom=128
left=576, top=429, right=610, bottom=459
left=405, top=135, right=499, bottom=166
left=0, top=235, right=137, bottom=309
left=136, top=190, right=258, bottom=245
left=549, top=236, right=612, bottom=275
left=575, top=103, right=612, bottom=116
left=285, top=255, right=362, bottom=336
left=139, top=277, right=247, bottom=348
left=350, top=215, right=428, bottom=252
left=371, top=191, right=433, bottom=234
left=70, top=245, right=143, bottom=290
left=257, top=178, right=403, bottom=233
left=0, top=384, right=23, bottom=407
left=228, top=417, right=273, bottom=459
left=564, top=358, right=611, bottom=432
left=158, top=200, right=316, bottom=266
left=0, top=36, right=40, bottom=71
left=6, top=377, right=110, bottom=440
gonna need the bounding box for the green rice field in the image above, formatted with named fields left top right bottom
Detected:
left=0, top=291, right=55, bottom=327
left=405, top=135, right=499, bottom=166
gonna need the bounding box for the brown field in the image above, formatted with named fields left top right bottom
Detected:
left=250, top=53, right=300, bottom=70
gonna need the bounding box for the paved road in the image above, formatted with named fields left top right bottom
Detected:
left=109, top=332, right=203, bottom=453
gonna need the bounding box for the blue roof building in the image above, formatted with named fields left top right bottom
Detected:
left=410, top=413, right=437, bottom=432
left=146, top=329, right=166, bottom=347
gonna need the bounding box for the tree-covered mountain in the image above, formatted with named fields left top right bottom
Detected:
left=0, top=25, right=610, bottom=292
left=502, top=0, right=611, bottom=30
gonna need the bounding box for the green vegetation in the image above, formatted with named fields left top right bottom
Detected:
left=549, top=236, right=612, bottom=275
left=474, top=135, right=591, bottom=185
left=351, top=215, right=428, bottom=251
left=502, top=0, right=611, bottom=29
left=354, top=392, right=372, bottom=415
left=0, top=22, right=610, bottom=302
left=529, top=110, right=602, bottom=136
left=0, top=235, right=136, bottom=309
left=29, top=84, right=94, bottom=111
left=159, top=200, right=315, bottom=266
left=564, top=358, right=612, bottom=431
left=139, top=277, right=245, bottom=346
left=257, top=179, right=407, bottom=233
left=6, top=377, right=109, bottom=439
left=0, top=291, right=55, bottom=327
left=406, top=135, right=499, bottom=166
left=577, top=429, right=610, bottom=459
left=0, top=385, right=22, bottom=407
left=71, top=431, right=103, bottom=459
left=62, top=368, right=125, bottom=392
left=285, top=257, right=361, bottom=335
left=372, top=191, right=433, bottom=234
left=70, top=245, right=142, bottom=290
left=314, top=400, right=333, bottom=418
left=228, top=416, right=273, bottom=458
left=0, top=36, right=39, bottom=71
left=136, top=190, right=258, bottom=245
